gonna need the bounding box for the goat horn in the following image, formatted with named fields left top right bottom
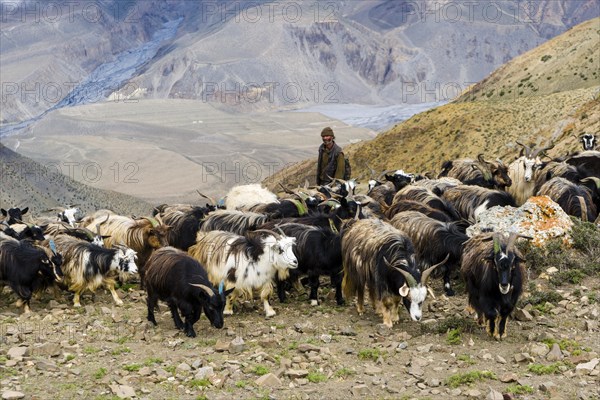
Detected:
left=196, top=190, right=216, bottom=205
left=577, top=196, right=588, bottom=222
left=581, top=177, right=600, bottom=189
left=421, top=254, right=450, bottom=285
left=190, top=283, right=215, bottom=297
left=495, top=158, right=505, bottom=167
left=506, top=232, right=533, bottom=253
left=531, top=143, right=554, bottom=158
left=143, top=217, right=160, bottom=228
left=278, top=183, right=296, bottom=195
left=377, top=170, right=395, bottom=180
left=364, top=162, right=377, bottom=179
left=477, top=154, right=488, bottom=164
left=515, top=140, right=532, bottom=157
left=384, top=257, right=417, bottom=288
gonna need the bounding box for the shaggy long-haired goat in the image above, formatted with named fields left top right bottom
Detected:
left=461, top=232, right=529, bottom=340
left=341, top=219, right=444, bottom=327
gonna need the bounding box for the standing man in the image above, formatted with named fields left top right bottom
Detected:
left=316, top=127, right=346, bottom=185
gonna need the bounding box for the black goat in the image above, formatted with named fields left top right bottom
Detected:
left=460, top=232, right=528, bottom=340
left=441, top=185, right=516, bottom=222
left=0, top=235, right=63, bottom=313
left=260, top=221, right=344, bottom=306
left=1, top=207, right=29, bottom=225
left=156, top=205, right=211, bottom=250
left=537, top=177, right=598, bottom=222
left=144, top=247, right=232, bottom=337
left=390, top=211, right=467, bottom=296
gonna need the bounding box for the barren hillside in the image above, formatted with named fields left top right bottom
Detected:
left=265, top=17, right=600, bottom=189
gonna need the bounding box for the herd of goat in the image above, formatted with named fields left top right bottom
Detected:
left=0, top=134, right=598, bottom=340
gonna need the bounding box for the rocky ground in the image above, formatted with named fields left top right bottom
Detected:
left=1, top=274, right=598, bottom=400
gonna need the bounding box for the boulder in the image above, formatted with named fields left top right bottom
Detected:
left=467, top=196, right=573, bottom=246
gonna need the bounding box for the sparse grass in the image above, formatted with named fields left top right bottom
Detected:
left=307, top=370, right=327, bottom=383
left=333, top=367, right=356, bottom=378
left=251, top=365, right=269, bottom=376
left=446, top=370, right=496, bottom=388
left=188, top=379, right=211, bottom=388
left=446, top=328, right=462, bottom=345
left=164, top=365, right=176, bottom=374
left=65, top=354, right=76, bottom=362
left=235, top=380, right=249, bottom=388
left=457, top=354, right=477, bottom=365
left=432, top=315, right=478, bottom=335
left=143, top=357, right=163, bottom=366
left=111, top=346, right=131, bottom=356
left=527, top=362, right=570, bottom=375
left=94, top=367, right=107, bottom=379
left=506, top=384, right=535, bottom=395
left=84, top=346, right=100, bottom=354
left=357, top=348, right=383, bottom=362
left=123, top=363, right=141, bottom=372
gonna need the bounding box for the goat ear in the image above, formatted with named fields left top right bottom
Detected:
left=224, top=288, right=235, bottom=297
left=399, top=284, right=410, bottom=297
left=427, top=287, right=436, bottom=299
left=1, top=209, right=6, bottom=216
left=22, top=207, right=29, bottom=215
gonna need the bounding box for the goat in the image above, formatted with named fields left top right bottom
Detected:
left=441, top=185, right=516, bottom=222
left=82, top=213, right=170, bottom=283
left=1, top=207, right=29, bottom=225
left=533, top=160, right=581, bottom=193
left=2, top=222, right=46, bottom=241
left=385, top=199, right=453, bottom=222
left=412, top=177, right=462, bottom=195
left=225, top=184, right=278, bottom=210
left=581, top=133, right=596, bottom=151
left=0, top=235, right=63, bottom=313
left=247, top=198, right=310, bottom=219
left=390, top=211, right=468, bottom=296
left=155, top=205, right=211, bottom=251
left=341, top=219, right=443, bottom=327
left=367, top=170, right=414, bottom=206
left=507, top=141, right=552, bottom=205
left=259, top=221, right=344, bottom=306
left=43, top=222, right=108, bottom=247
left=536, top=178, right=598, bottom=222
left=461, top=232, right=529, bottom=340
left=199, top=209, right=269, bottom=235
left=52, top=235, right=138, bottom=307
left=392, top=186, right=461, bottom=221
left=565, top=150, right=600, bottom=180
left=144, top=247, right=232, bottom=337
left=439, top=154, right=512, bottom=190
left=188, top=230, right=298, bottom=317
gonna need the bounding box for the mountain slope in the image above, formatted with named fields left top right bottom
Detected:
left=264, top=17, right=600, bottom=189
left=0, top=144, right=153, bottom=217
left=1, top=1, right=598, bottom=124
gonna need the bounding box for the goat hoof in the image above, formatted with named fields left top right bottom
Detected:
left=310, top=299, right=319, bottom=306
left=265, top=311, right=276, bottom=318
left=445, top=289, right=455, bottom=296
left=185, top=331, right=196, bottom=338
left=223, top=309, right=233, bottom=315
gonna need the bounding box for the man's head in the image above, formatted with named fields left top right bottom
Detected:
left=321, top=127, right=335, bottom=148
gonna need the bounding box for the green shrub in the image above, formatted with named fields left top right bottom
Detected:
left=506, top=384, right=535, bottom=394
left=446, top=328, right=462, bottom=345
left=446, top=370, right=496, bottom=388
left=307, top=371, right=327, bottom=383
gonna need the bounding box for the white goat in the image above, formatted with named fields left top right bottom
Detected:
left=507, top=141, right=551, bottom=205
left=224, top=184, right=279, bottom=210
left=188, top=230, right=298, bottom=317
